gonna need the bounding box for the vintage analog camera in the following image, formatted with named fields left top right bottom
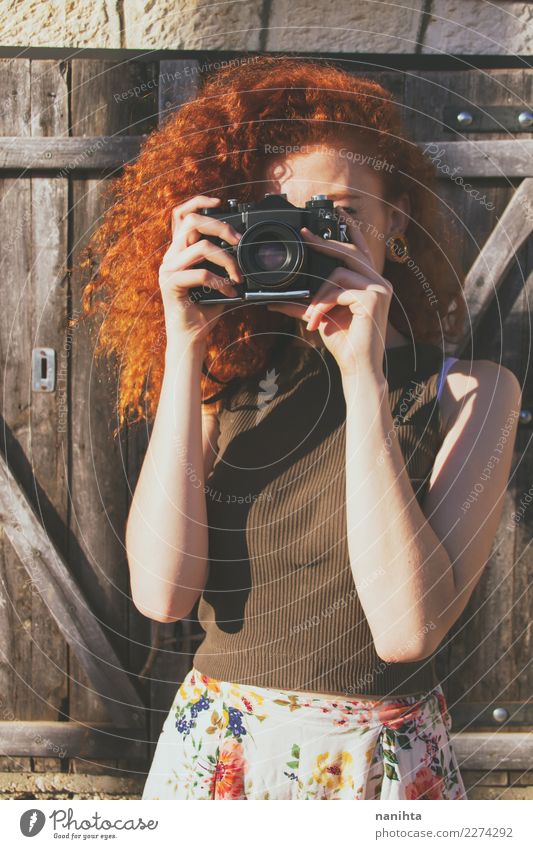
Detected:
left=188, top=193, right=349, bottom=304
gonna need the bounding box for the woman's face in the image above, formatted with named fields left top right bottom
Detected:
left=262, top=145, right=410, bottom=276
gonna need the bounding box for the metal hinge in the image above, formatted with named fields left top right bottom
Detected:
left=31, top=348, right=55, bottom=392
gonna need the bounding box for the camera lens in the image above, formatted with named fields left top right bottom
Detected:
left=255, top=241, right=288, bottom=271
left=237, top=222, right=304, bottom=288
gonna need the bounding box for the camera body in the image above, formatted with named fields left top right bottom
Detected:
left=188, top=193, right=348, bottom=304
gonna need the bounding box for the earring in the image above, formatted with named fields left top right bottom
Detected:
left=386, top=232, right=410, bottom=264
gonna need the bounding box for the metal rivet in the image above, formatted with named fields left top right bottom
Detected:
left=518, top=110, right=533, bottom=128
left=456, top=111, right=473, bottom=126
left=519, top=409, right=532, bottom=426
left=492, top=707, right=509, bottom=723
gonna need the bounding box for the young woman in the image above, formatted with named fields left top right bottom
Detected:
left=80, top=57, right=521, bottom=800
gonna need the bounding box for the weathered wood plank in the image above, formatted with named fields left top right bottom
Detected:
left=0, top=722, right=147, bottom=759
left=452, top=733, right=533, bottom=771
left=0, top=135, right=147, bottom=170
left=418, top=139, right=533, bottom=178
left=28, top=58, right=70, bottom=730
left=158, top=58, right=201, bottom=120
left=449, top=178, right=533, bottom=357
left=0, top=57, right=33, bottom=773
left=0, top=453, right=145, bottom=727
left=3, top=726, right=526, bottom=776
left=509, top=69, right=533, bottom=706
left=404, top=69, right=528, bottom=338
left=69, top=59, right=158, bottom=749
left=511, top=287, right=533, bottom=702
left=403, top=69, right=532, bottom=143
left=414, top=70, right=528, bottom=715
left=131, top=61, right=208, bottom=751
left=1, top=137, right=532, bottom=177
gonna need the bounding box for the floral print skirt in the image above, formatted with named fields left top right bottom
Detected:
left=142, top=666, right=467, bottom=800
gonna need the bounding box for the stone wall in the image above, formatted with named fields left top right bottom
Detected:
left=1, top=768, right=532, bottom=800
left=462, top=771, right=533, bottom=800
left=1, top=1, right=532, bottom=55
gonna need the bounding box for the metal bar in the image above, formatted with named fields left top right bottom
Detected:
left=450, top=702, right=533, bottom=730
left=0, top=47, right=532, bottom=70
left=443, top=105, right=533, bottom=134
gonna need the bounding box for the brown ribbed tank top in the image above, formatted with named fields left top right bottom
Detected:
left=193, top=337, right=447, bottom=697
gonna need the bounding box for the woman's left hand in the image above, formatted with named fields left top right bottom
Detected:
left=266, top=225, right=393, bottom=379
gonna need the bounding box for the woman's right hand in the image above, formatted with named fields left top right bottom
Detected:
left=159, top=195, right=243, bottom=348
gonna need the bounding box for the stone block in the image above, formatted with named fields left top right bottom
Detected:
left=422, top=1, right=533, bottom=55
left=124, top=0, right=263, bottom=50
left=265, top=0, right=425, bottom=52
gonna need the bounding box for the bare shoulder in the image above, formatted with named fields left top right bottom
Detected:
left=201, top=404, right=221, bottom=478
left=439, top=357, right=522, bottom=436
left=201, top=402, right=221, bottom=417
left=201, top=403, right=220, bottom=427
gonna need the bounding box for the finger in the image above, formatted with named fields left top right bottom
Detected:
left=162, top=268, right=239, bottom=300
left=305, top=287, right=372, bottom=331
left=301, top=269, right=378, bottom=329
left=300, top=281, right=338, bottom=318
left=171, top=196, right=221, bottom=234
left=162, top=238, right=243, bottom=283
left=266, top=302, right=309, bottom=319
left=179, top=213, right=241, bottom=250
left=301, top=226, right=378, bottom=277
left=170, top=213, right=241, bottom=255
left=320, top=266, right=391, bottom=295
left=301, top=269, right=387, bottom=328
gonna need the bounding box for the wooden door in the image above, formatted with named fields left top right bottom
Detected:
left=0, top=55, right=531, bottom=791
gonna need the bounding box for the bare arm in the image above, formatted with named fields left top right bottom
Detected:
left=341, top=361, right=521, bottom=663
left=126, top=342, right=220, bottom=622
left=268, top=220, right=522, bottom=664
left=125, top=193, right=241, bottom=622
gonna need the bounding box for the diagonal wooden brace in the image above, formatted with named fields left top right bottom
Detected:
left=0, top=453, right=146, bottom=728
left=451, top=177, right=533, bottom=356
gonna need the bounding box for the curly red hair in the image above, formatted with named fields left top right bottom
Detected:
left=76, top=55, right=466, bottom=431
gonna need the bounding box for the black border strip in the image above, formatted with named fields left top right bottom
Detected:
left=0, top=46, right=531, bottom=70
